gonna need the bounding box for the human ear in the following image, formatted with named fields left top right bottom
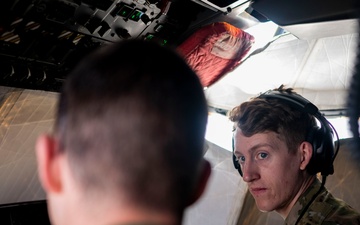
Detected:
left=299, top=141, right=313, bottom=171
left=187, top=159, right=211, bottom=206
left=35, top=134, right=63, bottom=193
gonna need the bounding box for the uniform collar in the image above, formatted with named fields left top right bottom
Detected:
left=285, top=178, right=323, bottom=225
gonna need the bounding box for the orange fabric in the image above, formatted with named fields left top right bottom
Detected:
left=177, top=22, right=254, bottom=87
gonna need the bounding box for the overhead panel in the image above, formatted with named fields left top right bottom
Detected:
left=0, top=0, right=207, bottom=92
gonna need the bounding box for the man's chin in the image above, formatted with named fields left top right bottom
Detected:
left=258, top=208, right=271, bottom=213
left=254, top=200, right=274, bottom=213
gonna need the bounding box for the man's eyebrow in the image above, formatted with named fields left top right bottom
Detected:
left=234, top=143, right=275, bottom=156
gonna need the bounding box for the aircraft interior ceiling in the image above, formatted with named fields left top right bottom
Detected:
left=0, top=0, right=358, bottom=112
left=0, top=0, right=359, bottom=224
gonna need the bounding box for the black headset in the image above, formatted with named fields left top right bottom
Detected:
left=232, top=89, right=339, bottom=177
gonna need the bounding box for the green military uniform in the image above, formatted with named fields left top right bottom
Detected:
left=285, top=178, right=360, bottom=225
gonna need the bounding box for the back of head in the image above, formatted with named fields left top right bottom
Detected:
left=55, top=40, right=208, bottom=213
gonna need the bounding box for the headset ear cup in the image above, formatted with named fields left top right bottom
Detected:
left=320, top=124, right=335, bottom=175
left=232, top=136, right=243, bottom=176
left=306, top=126, right=335, bottom=176
left=232, top=154, right=243, bottom=176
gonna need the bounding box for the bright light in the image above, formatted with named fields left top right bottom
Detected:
left=327, top=117, right=353, bottom=139
left=205, top=112, right=233, bottom=151
left=244, top=21, right=280, bottom=51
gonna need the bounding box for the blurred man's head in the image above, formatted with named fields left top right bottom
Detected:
left=36, top=40, right=211, bottom=225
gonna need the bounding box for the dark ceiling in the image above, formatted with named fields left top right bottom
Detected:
left=0, top=0, right=358, bottom=92
left=0, top=0, right=211, bottom=92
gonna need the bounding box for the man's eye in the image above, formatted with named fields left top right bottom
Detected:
left=239, top=156, right=245, bottom=163
left=258, top=152, right=268, bottom=159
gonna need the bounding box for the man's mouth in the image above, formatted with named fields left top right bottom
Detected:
left=250, top=187, right=267, bottom=196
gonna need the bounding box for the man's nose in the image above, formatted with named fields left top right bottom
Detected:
left=242, top=161, right=260, bottom=182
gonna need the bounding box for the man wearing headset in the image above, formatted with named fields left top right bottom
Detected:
left=229, top=85, right=360, bottom=225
